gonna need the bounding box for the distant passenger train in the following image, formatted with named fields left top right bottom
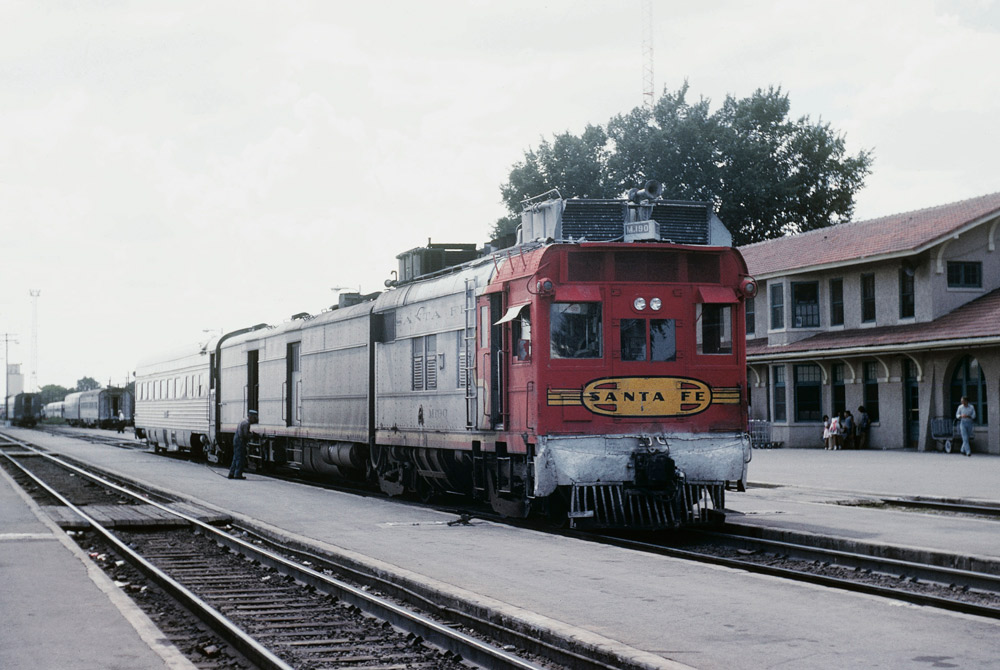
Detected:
left=62, top=388, right=134, bottom=428
left=6, top=393, right=42, bottom=427
left=136, top=186, right=756, bottom=529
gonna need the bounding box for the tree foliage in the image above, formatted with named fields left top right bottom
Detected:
left=75, top=376, right=101, bottom=392
left=494, top=83, right=872, bottom=246
left=39, top=384, right=71, bottom=405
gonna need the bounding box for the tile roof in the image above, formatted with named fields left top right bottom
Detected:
left=747, top=287, right=1000, bottom=359
left=739, top=192, right=1000, bottom=277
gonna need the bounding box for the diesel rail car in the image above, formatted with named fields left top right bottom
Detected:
left=136, top=187, right=756, bottom=529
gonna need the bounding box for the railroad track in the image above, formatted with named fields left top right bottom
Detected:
left=0, top=435, right=567, bottom=670
left=16, top=428, right=1000, bottom=637
left=581, top=526, right=1000, bottom=620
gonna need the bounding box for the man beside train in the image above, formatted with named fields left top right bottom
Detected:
left=228, top=410, right=257, bottom=479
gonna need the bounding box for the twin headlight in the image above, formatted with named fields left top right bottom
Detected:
left=633, top=297, right=662, bottom=311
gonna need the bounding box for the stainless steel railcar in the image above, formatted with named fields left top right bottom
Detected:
left=134, top=343, right=213, bottom=453
left=43, top=401, right=64, bottom=419
left=62, top=388, right=133, bottom=428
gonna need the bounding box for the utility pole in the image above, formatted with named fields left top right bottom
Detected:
left=1, top=333, right=18, bottom=424
left=29, top=289, right=40, bottom=392
left=641, top=0, right=654, bottom=111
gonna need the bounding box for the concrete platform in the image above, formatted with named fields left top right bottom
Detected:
left=730, top=447, right=1000, bottom=567
left=0, top=461, right=195, bottom=670
left=5, top=428, right=1000, bottom=670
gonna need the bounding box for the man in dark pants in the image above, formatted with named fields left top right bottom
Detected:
left=228, top=410, right=257, bottom=479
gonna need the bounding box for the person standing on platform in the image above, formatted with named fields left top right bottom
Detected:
left=117, top=410, right=125, bottom=434
left=228, top=410, right=257, bottom=479
left=842, top=411, right=855, bottom=450
left=827, top=413, right=841, bottom=450
left=856, top=407, right=871, bottom=450
left=822, top=415, right=831, bottom=449
left=956, top=397, right=976, bottom=457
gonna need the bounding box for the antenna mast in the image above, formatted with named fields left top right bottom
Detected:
left=29, top=289, right=40, bottom=392
left=641, top=0, right=654, bottom=111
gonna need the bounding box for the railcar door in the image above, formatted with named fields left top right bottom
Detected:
left=477, top=293, right=506, bottom=430
left=286, top=342, right=302, bottom=427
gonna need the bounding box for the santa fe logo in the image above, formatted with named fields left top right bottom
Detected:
left=546, top=377, right=741, bottom=417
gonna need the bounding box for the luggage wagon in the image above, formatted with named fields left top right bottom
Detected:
left=930, top=416, right=968, bottom=453
left=749, top=419, right=781, bottom=449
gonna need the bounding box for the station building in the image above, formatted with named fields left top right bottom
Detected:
left=740, top=192, right=1000, bottom=454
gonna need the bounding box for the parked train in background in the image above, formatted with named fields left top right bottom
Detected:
left=62, top=387, right=134, bottom=428
left=5, top=393, right=42, bottom=427
left=43, top=401, right=64, bottom=419
left=136, top=186, right=756, bottom=529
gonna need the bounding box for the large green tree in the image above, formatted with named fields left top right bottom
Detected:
left=75, top=376, right=101, bottom=391
left=494, top=83, right=872, bottom=246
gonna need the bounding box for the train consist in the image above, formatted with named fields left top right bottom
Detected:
left=136, top=186, right=756, bottom=529
left=56, top=387, right=134, bottom=428
left=5, top=393, right=42, bottom=427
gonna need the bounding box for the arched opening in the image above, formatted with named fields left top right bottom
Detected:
left=950, top=356, right=988, bottom=426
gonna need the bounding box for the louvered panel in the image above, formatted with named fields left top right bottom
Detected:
left=560, top=200, right=626, bottom=241
left=652, top=202, right=710, bottom=244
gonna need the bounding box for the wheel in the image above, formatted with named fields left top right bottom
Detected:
left=943, top=439, right=952, bottom=454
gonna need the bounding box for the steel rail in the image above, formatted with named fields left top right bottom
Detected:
left=583, top=530, right=1000, bottom=620
left=0, top=444, right=294, bottom=670
left=0, top=434, right=549, bottom=670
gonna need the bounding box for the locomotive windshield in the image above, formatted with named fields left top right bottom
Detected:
left=620, top=318, right=677, bottom=362
left=550, top=302, right=602, bottom=359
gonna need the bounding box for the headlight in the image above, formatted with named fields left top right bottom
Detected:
left=650, top=297, right=662, bottom=311
left=633, top=297, right=646, bottom=311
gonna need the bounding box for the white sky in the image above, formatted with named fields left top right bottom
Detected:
left=2, top=0, right=998, bottom=392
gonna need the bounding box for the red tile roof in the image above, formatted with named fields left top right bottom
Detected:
left=740, top=192, right=1000, bottom=277
left=747, top=287, right=1000, bottom=358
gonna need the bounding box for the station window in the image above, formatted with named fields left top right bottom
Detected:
left=829, top=278, right=844, bottom=326
left=863, top=362, right=880, bottom=422
left=745, top=297, right=755, bottom=335
left=697, top=304, right=732, bottom=355
left=861, top=273, right=876, bottom=323
left=792, top=282, right=819, bottom=328
left=899, top=268, right=915, bottom=318
left=950, top=356, right=988, bottom=425
left=947, top=261, right=982, bottom=288
left=769, top=283, right=784, bottom=330
left=550, top=303, right=602, bottom=359
left=773, top=366, right=786, bottom=422
left=831, top=363, right=846, bottom=417
left=794, top=364, right=822, bottom=422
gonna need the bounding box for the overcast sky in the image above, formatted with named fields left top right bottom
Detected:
left=2, top=0, right=998, bottom=393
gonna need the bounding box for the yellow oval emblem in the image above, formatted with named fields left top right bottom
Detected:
left=581, top=377, right=712, bottom=417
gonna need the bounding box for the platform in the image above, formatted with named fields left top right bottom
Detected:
left=0, top=462, right=195, bottom=670
left=5, top=427, right=1000, bottom=670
